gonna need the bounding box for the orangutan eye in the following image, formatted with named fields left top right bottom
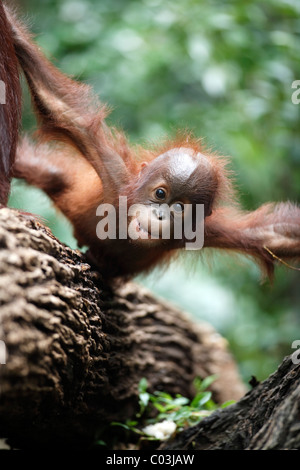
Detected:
left=172, top=202, right=184, bottom=213
left=155, top=188, right=166, bottom=200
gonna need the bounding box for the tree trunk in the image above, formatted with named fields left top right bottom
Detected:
left=0, top=208, right=245, bottom=449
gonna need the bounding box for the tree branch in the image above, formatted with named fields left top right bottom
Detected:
left=0, top=208, right=244, bottom=449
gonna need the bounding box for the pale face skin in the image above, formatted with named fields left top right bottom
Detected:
left=126, top=148, right=213, bottom=244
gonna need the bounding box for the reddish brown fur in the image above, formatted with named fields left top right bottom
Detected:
left=0, top=2, right=22, bottom=204
left=1, top=4, right=300, bottom=280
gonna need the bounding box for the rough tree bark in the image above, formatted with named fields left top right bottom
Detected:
left=0, top=208, right=245, bottom=449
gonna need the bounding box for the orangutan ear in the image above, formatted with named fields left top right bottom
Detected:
left=138, top=161, right=148, bottom=177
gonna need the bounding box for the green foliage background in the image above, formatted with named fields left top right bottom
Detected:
left=10, top=0, right=300, bottom=383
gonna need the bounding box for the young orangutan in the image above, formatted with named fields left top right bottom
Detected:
left=1, top=4, right=300, bottom=279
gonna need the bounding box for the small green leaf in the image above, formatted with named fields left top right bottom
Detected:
left=126, top=420, right=139, bottom=427
left=221, top=400, right=236, bottom=408
left=153, top=402, right=168, bottom=413
left=138, top=378, right=148, bottom=393
left=197, top=375, right=218, bottom=392
left=172, top=397, right=190, bottom=406
left=153, top=391, right=173, bottom=400
left=139, top=392, right=150, bottom=407
left=203, top=399, right=218, bottom=411
left=111, top=422, right=132, bottom=431
left=95, top=440, right=107, bottom=447
left=191, top=391, right=212, bottom=408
